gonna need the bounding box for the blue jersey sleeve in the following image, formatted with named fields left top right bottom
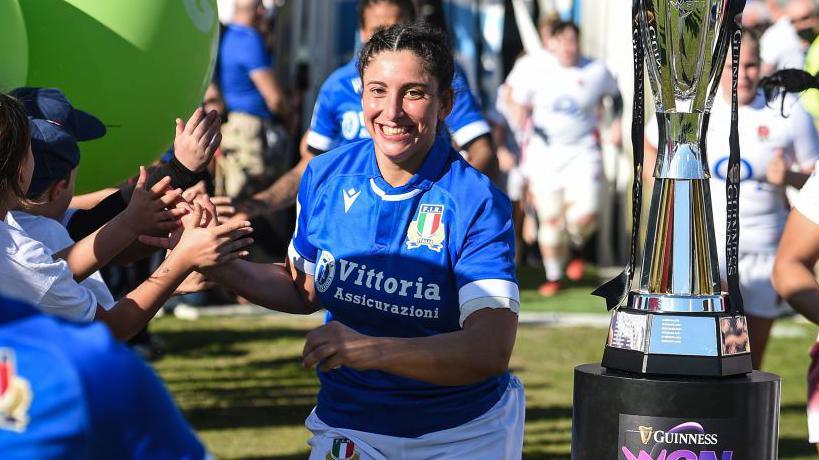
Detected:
left=289, top=163, right=319, bottom=274
left=446, top=67, right=490, bottom=148
left=454, top=188, right=520, bottom=326
left=306, top=81, right=341, bottom=152
left=71, top=325, right=207, bottom=460
left=242, top=31, right=272, bottom=73
left=129, top=356, right=208, bottom=460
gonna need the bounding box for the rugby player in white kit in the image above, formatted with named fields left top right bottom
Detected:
left=509, top=20, right=622, bottom=295
left=646, top=30, right=819, bottom=369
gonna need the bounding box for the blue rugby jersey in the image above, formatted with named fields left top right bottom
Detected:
left=289, top=135, right=520, bottom=437
left=0, top=297, right=207, bottom=460
left=305, top=58, right=491, bottom=153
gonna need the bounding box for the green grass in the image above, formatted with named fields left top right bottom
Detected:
left=150, top=314, right=819, bottom=459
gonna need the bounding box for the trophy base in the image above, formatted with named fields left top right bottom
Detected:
left=602, top=345, right=752, bottom=377
left=604, top=307, right=753, bottom=376
left=572, top=363, right=780, bottom=460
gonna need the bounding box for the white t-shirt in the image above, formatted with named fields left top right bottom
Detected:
left=500, top=51, right=551, bottom=144
left=0, top=213, right=98, bottom=322
left=795, top=161, right=819, bottom=224
left=510, top=55, right=619, bottom=149
left=9, top=211, right=116, bottom=310
left=760, top=16, right=805, bottom=71
left=646, top=91, right=819, bottom=252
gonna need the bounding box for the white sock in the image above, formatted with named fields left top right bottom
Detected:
left=544, top=258, right=563, bottom=282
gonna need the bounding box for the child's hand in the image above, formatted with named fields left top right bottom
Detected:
left=174, top=108, right=222, bottom=172
left=123, top=166, right=187, bottom=237
left=174, top=200, right=254, bottom=269
left=142, top=195, right=253, bottom=269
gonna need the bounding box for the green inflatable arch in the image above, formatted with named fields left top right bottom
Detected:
left=20, top=0, right=219, bottom=192
left=0, top=1, right=28, bottom=91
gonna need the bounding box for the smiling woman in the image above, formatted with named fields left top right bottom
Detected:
left=196, top=22, right=525, bottom=460
left=357, top=25, right=454, bottom=186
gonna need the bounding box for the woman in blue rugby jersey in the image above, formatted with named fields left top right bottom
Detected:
left=189, top=23, right=524, bottom=459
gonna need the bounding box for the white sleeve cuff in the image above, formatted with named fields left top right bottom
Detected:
left=451, top=120, right=491, bottom=148
left=458, top=279, right=520, bottom=326
left=288, top=241, right=315, bottom=275
left=306, top=130, right=333, bottom=152
left=459, top=297, right=521, bottom=327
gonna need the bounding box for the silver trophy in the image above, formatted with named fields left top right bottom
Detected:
left=600, top=0, right=751, bottom=376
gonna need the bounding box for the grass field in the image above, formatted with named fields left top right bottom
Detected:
left=148, top=268, right=819, bottom=459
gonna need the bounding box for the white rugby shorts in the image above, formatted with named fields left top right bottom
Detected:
left=719, top=252, right=792, bottom=319
left=522, top=142, right=603, bottom=222
left=306, top=376, right=525, bottom=460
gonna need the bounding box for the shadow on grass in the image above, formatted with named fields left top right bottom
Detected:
left=781, top=402, right=809, bottom=415
left=185, top=401, right=316, bottom=430
left=780, top=436, right=817, bottom=457
left=173, top=359, right=319, bottom=429
left=527, top=406, right=573, bottom=421
left=523, top=405, right=573, bottom=458
left=154, top=322, right=320, bottom=431
left=160, top=326, right=312, bottom=358
left=523, top=453, right=570, bottom=460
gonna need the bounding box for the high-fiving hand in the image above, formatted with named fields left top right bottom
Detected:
left=122, top=166, right=188, bottom=237
left=139, top=195, right=254, bottom=269
left=174, top=107, right=222, bottom=172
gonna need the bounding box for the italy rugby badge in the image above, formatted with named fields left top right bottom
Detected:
left=326, top=437, right=359, bottom=460
left=407, top=204, right=445, bottom=252
left=0, top=348, right=31, bottom=432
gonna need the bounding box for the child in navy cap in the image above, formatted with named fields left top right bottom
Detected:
left=10, top=86, right=223, bottom=243
left=9, top=118, right=118, bottom=312
left=0, top=90, right=254, bottom=340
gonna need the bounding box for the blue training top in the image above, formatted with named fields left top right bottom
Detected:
left=218, top=23, right=273, bottom=119
left=289, top=134, right=520, bottom=438
left=305, top=58, right=491, bottom=153
left=0, top=297, right=207, bottom=460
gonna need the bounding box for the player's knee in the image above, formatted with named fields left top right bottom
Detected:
left=570, top=213, right=597, bottom=231
left=566, top=214, right=597, bottom=245
left=538, top=220, right=564, bottom=247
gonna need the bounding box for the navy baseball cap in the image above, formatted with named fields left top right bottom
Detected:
left=27, top=118, right=81, bottom=198
left=11, top=87, right=106, bottom=141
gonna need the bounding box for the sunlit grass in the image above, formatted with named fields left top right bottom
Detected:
left=149, top=310, right=819, bottom=459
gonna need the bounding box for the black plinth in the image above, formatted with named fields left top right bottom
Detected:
left=603, top=346, right=753, bottom=377
left=572, top=364, right=780, bottom=460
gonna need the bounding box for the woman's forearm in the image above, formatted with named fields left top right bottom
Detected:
left=365, top=310, right=517, bottom=386
left=772, top=260, right=819, bottom=324
left=96, top=250, right=191, bottom=340
left=55, top=212, right=137, bottom=282
left=202, top=260, right=317, bottom=314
